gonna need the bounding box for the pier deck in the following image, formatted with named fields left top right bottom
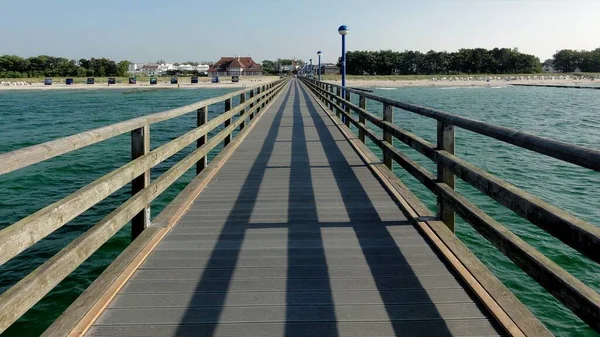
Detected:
left=85, top=81, right=502, bottom=336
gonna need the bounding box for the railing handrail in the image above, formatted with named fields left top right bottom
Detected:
left=319, top=80, right=600, bottom=171
left=0, top=78, right=290, bottom=334
left=301, top=77, right=600, bottom=334
left=0, top=81, right=277, bottom=176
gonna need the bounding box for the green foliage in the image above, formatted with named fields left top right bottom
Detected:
left=261, top=60, right=276, bottom=74
left=0, top=55, right=131, bottom=78
left=262, top=59, right=305, bottom=75
left=339, top=48, right=543, bottom=75
left=553, top=48, right=600, bottom=72
left=164, top=69, right=204, bottom=76
left=117, top=60, right=130, bottom=76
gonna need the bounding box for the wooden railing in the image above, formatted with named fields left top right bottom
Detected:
left=0, top=78, right=289, bottom=334
left=300, top=77, right=600, bottom=333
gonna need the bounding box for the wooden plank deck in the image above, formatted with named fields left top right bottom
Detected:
left=85, top=80, right=504, bottom=336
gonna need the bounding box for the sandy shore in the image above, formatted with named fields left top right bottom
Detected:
left=328, top=78, right=599, bottom=88
left=0, top=77, right=279, bottom=91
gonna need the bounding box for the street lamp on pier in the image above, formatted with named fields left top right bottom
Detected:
left=338, top=25, right=349, bottom=122
left=317, top=51, right=322, bottom=81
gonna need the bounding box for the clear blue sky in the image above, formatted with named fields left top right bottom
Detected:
left=1, top=0, right=598, bottom=64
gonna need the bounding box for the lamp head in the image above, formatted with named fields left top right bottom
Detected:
left=338, top=25, right=349, bottom=35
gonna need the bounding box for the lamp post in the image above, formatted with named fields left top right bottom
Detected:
left=338, top=24, right=349, bottom=122
left=309, top=58, right=313, bottom=79
left=317, top=51, right=322, bottom=81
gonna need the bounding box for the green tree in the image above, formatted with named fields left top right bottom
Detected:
left=553, top=49, right=582, bottom=72
left=261, top=60, right=277, bottom=74
left=117, top=60, right=130, bottom=76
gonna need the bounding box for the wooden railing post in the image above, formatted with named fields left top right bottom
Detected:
left=224, top=98, right=232, bottom=146
left=329, top=85, right=334, bottom=111
left=335, top=87, right=341, bottom=118
left=239, top=92, right=246, bottom=130
left=437, top=121, right=456, bottom=231
left=320, top=82, right=325, bottom=103
left=249, top=89, right=255, bottom=120
left=319, top=83, right=323, bottom=103
left=344, top=91, right=351, bottom=127
left=261, top=85, right=266, bottom=108
left=131, top=124, right=150, bottom=240
left=196, top=106, right=208, bottom=174
left=383, top=104, right=393, bottom=170
left=255, top=87, right=261, bottom=116
left=359, top=96, right=366, bottom=143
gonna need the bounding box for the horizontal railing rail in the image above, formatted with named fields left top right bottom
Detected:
left=0, top=78, right=289, bottom=333
left=301, top=77, right=600, bottom=334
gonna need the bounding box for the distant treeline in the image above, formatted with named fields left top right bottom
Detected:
left=549, top=48, right=600, bottom=72
left=0, top=55, right=130, bottom=78
left=261, top=59, right=305, bottom=74
left=339, top=48, right=543, bottom=75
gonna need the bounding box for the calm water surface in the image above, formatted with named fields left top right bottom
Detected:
left=0, top=85, right=598, bottom=336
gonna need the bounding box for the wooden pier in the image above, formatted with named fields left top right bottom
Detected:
left=0, top=77, right=599, bottom=336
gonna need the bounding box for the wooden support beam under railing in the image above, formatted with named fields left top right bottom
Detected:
left=249, top=88, right=255, bottom=119
left=359, top=95, right=366, bottom=143
left=382, top=103, right=393, bottom=170
left=336, top=87, right=341, bottom=118
left=437, top=121, right=455, bottom=232
left=224, top=97, right=233, bottom=146
left=239, top=92, right=246, bottom=130
left=196, top=106, right=208, bottom=174
left=254, top=86, right=261, bottom=117
left=131, top=124, right=151, bottom=240
left=344, top=91, right=351, bottom=127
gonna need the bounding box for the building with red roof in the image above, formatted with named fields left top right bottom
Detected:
left=208, top=57, right=264, bottom=77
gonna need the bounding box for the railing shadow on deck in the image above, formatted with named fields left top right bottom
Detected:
left=173, top=80, right=456, bottom=336
left=173, top=84, right=293, bottom=336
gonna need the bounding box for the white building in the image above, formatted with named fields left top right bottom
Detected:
left=178, top=64, right=194, bottom=71
left=195, top=64, right=209, bottom=73
left=140, top=64, right=160, bottom=76
left=157, top=63, right=176, bottom=73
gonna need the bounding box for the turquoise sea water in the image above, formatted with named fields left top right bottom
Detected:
left=0, top=84, right=598, bottom=336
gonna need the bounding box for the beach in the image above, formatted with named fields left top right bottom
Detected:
left=0, top=76, right=280, bottom=91
left=328, top=77, right=598, bottom=88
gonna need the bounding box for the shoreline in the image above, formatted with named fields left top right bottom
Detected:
left=0, top=77, right=278, bottom=91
